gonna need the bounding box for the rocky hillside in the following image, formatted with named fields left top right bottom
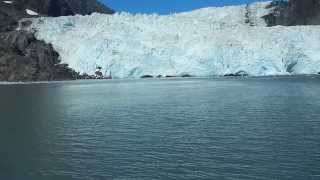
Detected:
left=263, top=0, right=320, bottom=26
left=14, top=0, right=114, bottom=17
left=0, top=0, right=114, bottom=81
left=1, top=0, right=114, bottom=31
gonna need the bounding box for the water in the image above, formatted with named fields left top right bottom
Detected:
left=0, top=77, right=320, bottom=180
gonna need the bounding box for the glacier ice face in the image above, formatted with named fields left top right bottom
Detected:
left=25, top=2, right=320, bottom=78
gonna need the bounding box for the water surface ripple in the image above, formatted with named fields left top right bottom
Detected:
left=0, top=77, right=320, bottom=179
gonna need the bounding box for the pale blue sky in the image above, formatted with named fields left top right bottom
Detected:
left=100, top=0, right=269, bottom=14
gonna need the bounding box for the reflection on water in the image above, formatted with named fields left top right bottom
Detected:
left=0, top=77, right=320, bottom=179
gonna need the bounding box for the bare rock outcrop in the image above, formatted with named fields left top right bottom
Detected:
left=0, top=0, right=114, bottom=81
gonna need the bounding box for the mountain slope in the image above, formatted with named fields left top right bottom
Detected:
left=0, top=0, right=114, bottom=31
left=25, top=2, right=320, bottom=78
left=0, top=0, right=114, bottom=81
left=16, top=0, right=114, bottom=17
left=263, top=0, right=320, bottom=26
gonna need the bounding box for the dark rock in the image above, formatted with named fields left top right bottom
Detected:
left=156, top=75, right=163, bottom=78
left=224, top=70, right=249, bottom=77
left=0, top=54, right=37, bottom=81
left=60, top=0, right=115, bottom=16
left=165, top=75, right=178, bottom=78
left=78, top=73, right=96, bottom=79
left=20, top=20, right=33, bottom=29
left=79, top=73, right=90, bottom=79
left=181, top=73, right=193, bottom=78
left=224, top=73, right=237, bottom=77
left=0, top=0, right=114, bottom=31
left=54, top=64, right=79, bottom=80
left=0, top=0, right=114, bottom=81
left=0, top=31, right=76, bottom=81
left=47, top=0, right=115, bottom=17
left=78, top=72, right=113, bottom=80
left=95, top=71, right=103, bottom=77
left=140, top=75, right=154, bottom=78
left=263, top=0, right=320, bottom=26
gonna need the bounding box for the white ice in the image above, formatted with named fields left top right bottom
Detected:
left=25, top=1, right=320, bottom=78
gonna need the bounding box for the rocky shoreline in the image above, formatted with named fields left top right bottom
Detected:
left=0, top=30, right=80, bottom=81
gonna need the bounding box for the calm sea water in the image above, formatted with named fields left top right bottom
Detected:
left=0, top=77, right=320, bottom=180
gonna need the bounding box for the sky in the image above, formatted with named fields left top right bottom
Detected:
left=100, top=0, right=268, bottom=15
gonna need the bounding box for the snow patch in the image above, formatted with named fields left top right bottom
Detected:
left=26, top=2, right=320, bottom=78
left=3, top=1, right=13, bottom=4
left=26, top=9, right=39, bottom=16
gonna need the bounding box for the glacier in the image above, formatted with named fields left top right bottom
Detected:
left=24, top=1, right=320, bottom=78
